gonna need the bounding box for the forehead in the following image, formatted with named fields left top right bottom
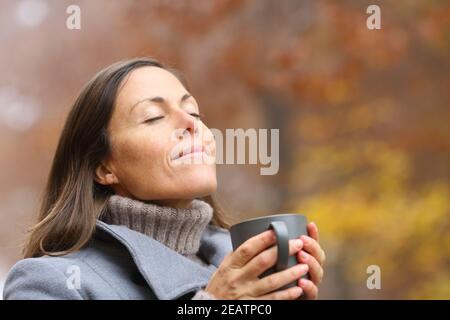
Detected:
left=116, top=66, right=187, bottom=108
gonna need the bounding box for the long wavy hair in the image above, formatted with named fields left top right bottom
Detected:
left=23, top=57, right=237, bottom=258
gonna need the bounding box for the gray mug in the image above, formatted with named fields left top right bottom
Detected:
left=229, top=213, right=308, bottom=291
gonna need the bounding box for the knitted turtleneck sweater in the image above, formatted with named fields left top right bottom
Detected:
left=100, top=194, right=217, bottom=300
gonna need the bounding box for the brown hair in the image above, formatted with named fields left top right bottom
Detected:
left=23, top=57, right=237, bottom=258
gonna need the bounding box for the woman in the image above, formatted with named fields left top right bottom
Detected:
left=3, top=57, right=325, bottom=300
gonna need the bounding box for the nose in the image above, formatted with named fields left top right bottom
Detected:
left=175, top=110, right=199, bottom=141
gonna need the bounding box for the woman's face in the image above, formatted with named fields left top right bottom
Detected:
left=97, top=66, right=217, bottom=205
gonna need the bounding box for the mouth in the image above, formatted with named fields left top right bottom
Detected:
left=171, top=143, right=208, bottom=161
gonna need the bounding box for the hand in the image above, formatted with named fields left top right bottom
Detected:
left=205, top=229, right=309, bottom=300
left=296, top=222, right=326, bottom=299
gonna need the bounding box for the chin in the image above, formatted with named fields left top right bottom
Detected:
left=178, top=169, right=217, bottom=198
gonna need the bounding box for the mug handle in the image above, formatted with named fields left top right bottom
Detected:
left=267, top=221, right=289, bottom=271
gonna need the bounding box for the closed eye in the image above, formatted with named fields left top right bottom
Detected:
left=144, top=116, right=165, bottom=123
left=190, top=113, right=205, bottom=119
left=144, top=113, right=204, bottom=124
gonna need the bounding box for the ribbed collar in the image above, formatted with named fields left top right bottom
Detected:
left=100, top=195, right=214, bottom=256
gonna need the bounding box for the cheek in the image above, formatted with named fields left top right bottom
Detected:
left=112, top=134, right=168, bottom=179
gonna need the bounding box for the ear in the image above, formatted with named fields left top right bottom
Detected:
left=94, top=162, right=118, bottom=186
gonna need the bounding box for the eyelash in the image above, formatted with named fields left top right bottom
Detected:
left=144, top=113, right=203, bottom=123
left=190, top=113, right=202, bottom=119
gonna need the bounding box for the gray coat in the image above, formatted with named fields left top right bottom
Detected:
left=3, top=220, right=232, bottom=300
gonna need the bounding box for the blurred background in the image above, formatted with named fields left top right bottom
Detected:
left=0, top=0, right=449, bottom=299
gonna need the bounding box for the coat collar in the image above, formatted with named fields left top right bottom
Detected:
left=95, top=220, right=232, bottom=300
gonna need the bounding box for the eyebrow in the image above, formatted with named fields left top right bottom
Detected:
left=130, top=93, right=193, bottom=113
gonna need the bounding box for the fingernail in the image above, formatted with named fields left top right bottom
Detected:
left=301, top=236, right=310, bottom=244
left=300, top=251, right=308, bottom=261
left=293, top=286, right=303, bottom=296
left=295, top=263, right=308, bottom=276
left=299, top=278, right=308, bottom=287
left=294, top=239, right=302, bottom=249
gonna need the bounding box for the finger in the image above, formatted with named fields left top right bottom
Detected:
left=251, top=263, right=309, bottom=297
left=256, top=285, right=304, bottom=300
left=307, top=222, right=320, bottom=242
left=229, top=230, right=277, bottom=268
left=243, top=238, right=303, bottom=277
left=301, top=235, right=326, bottom=266
left=298, top=278, right=318, bottom=300
left=297, top=250, right=323, bottom=285
left=242, top=238, right=303, bottom=278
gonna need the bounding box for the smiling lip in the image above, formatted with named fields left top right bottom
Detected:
left=172, top=144, right=207, bottom=160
